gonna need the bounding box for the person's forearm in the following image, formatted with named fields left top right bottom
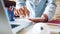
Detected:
left=29, top=14, right=48, bottom=23
left=29, top=19, right=48, bottom=23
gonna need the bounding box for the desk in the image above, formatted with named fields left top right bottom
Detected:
left=18, top=23, right=60, bottom=34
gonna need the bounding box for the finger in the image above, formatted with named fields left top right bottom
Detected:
left=25, top=7, right=30, bottom=16
left=21, top=7, right=25, bottom=16
left=14, top=9, right=18, bottom=16
left=21, top=7, right=30, bottom=17
left=19, top=8, right=26, bottom=17
left=21, top=7, right=26, bottom=16
left=15, top=9, right=23, bottom=16
left=19, top=8, right=24, bottom=15
left=21, top=7, right=25, bottom=10
left=22, top=7, right=30, bottom=16
left=17, top=9, right=21, bottom=16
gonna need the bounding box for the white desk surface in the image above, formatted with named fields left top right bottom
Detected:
left=18, top=23, right=60, bottom=34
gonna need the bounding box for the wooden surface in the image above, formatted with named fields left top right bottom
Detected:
left=53, top=0, right=60, bottom=20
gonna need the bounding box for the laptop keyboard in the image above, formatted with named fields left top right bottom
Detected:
left=11, top=24, right=20, bottom=29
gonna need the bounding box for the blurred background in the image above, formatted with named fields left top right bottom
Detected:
left=53, top=0, right=60, bottom=20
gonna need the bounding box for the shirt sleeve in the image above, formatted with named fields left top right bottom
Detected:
left=16, top=0, right=26, bottom=9
left=43, top=0, right=57, bottom=21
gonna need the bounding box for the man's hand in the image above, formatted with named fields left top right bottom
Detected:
left=14, top=6, right=30, bottom=18
left=29, top=14, right=48, bottom=23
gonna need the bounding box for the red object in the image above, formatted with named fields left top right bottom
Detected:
left=48, top=20, right=60, bottom=24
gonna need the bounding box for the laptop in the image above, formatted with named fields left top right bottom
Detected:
left=0, top=0, right=13, bottom=34
left=0, top=0, right=32, bottom=34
